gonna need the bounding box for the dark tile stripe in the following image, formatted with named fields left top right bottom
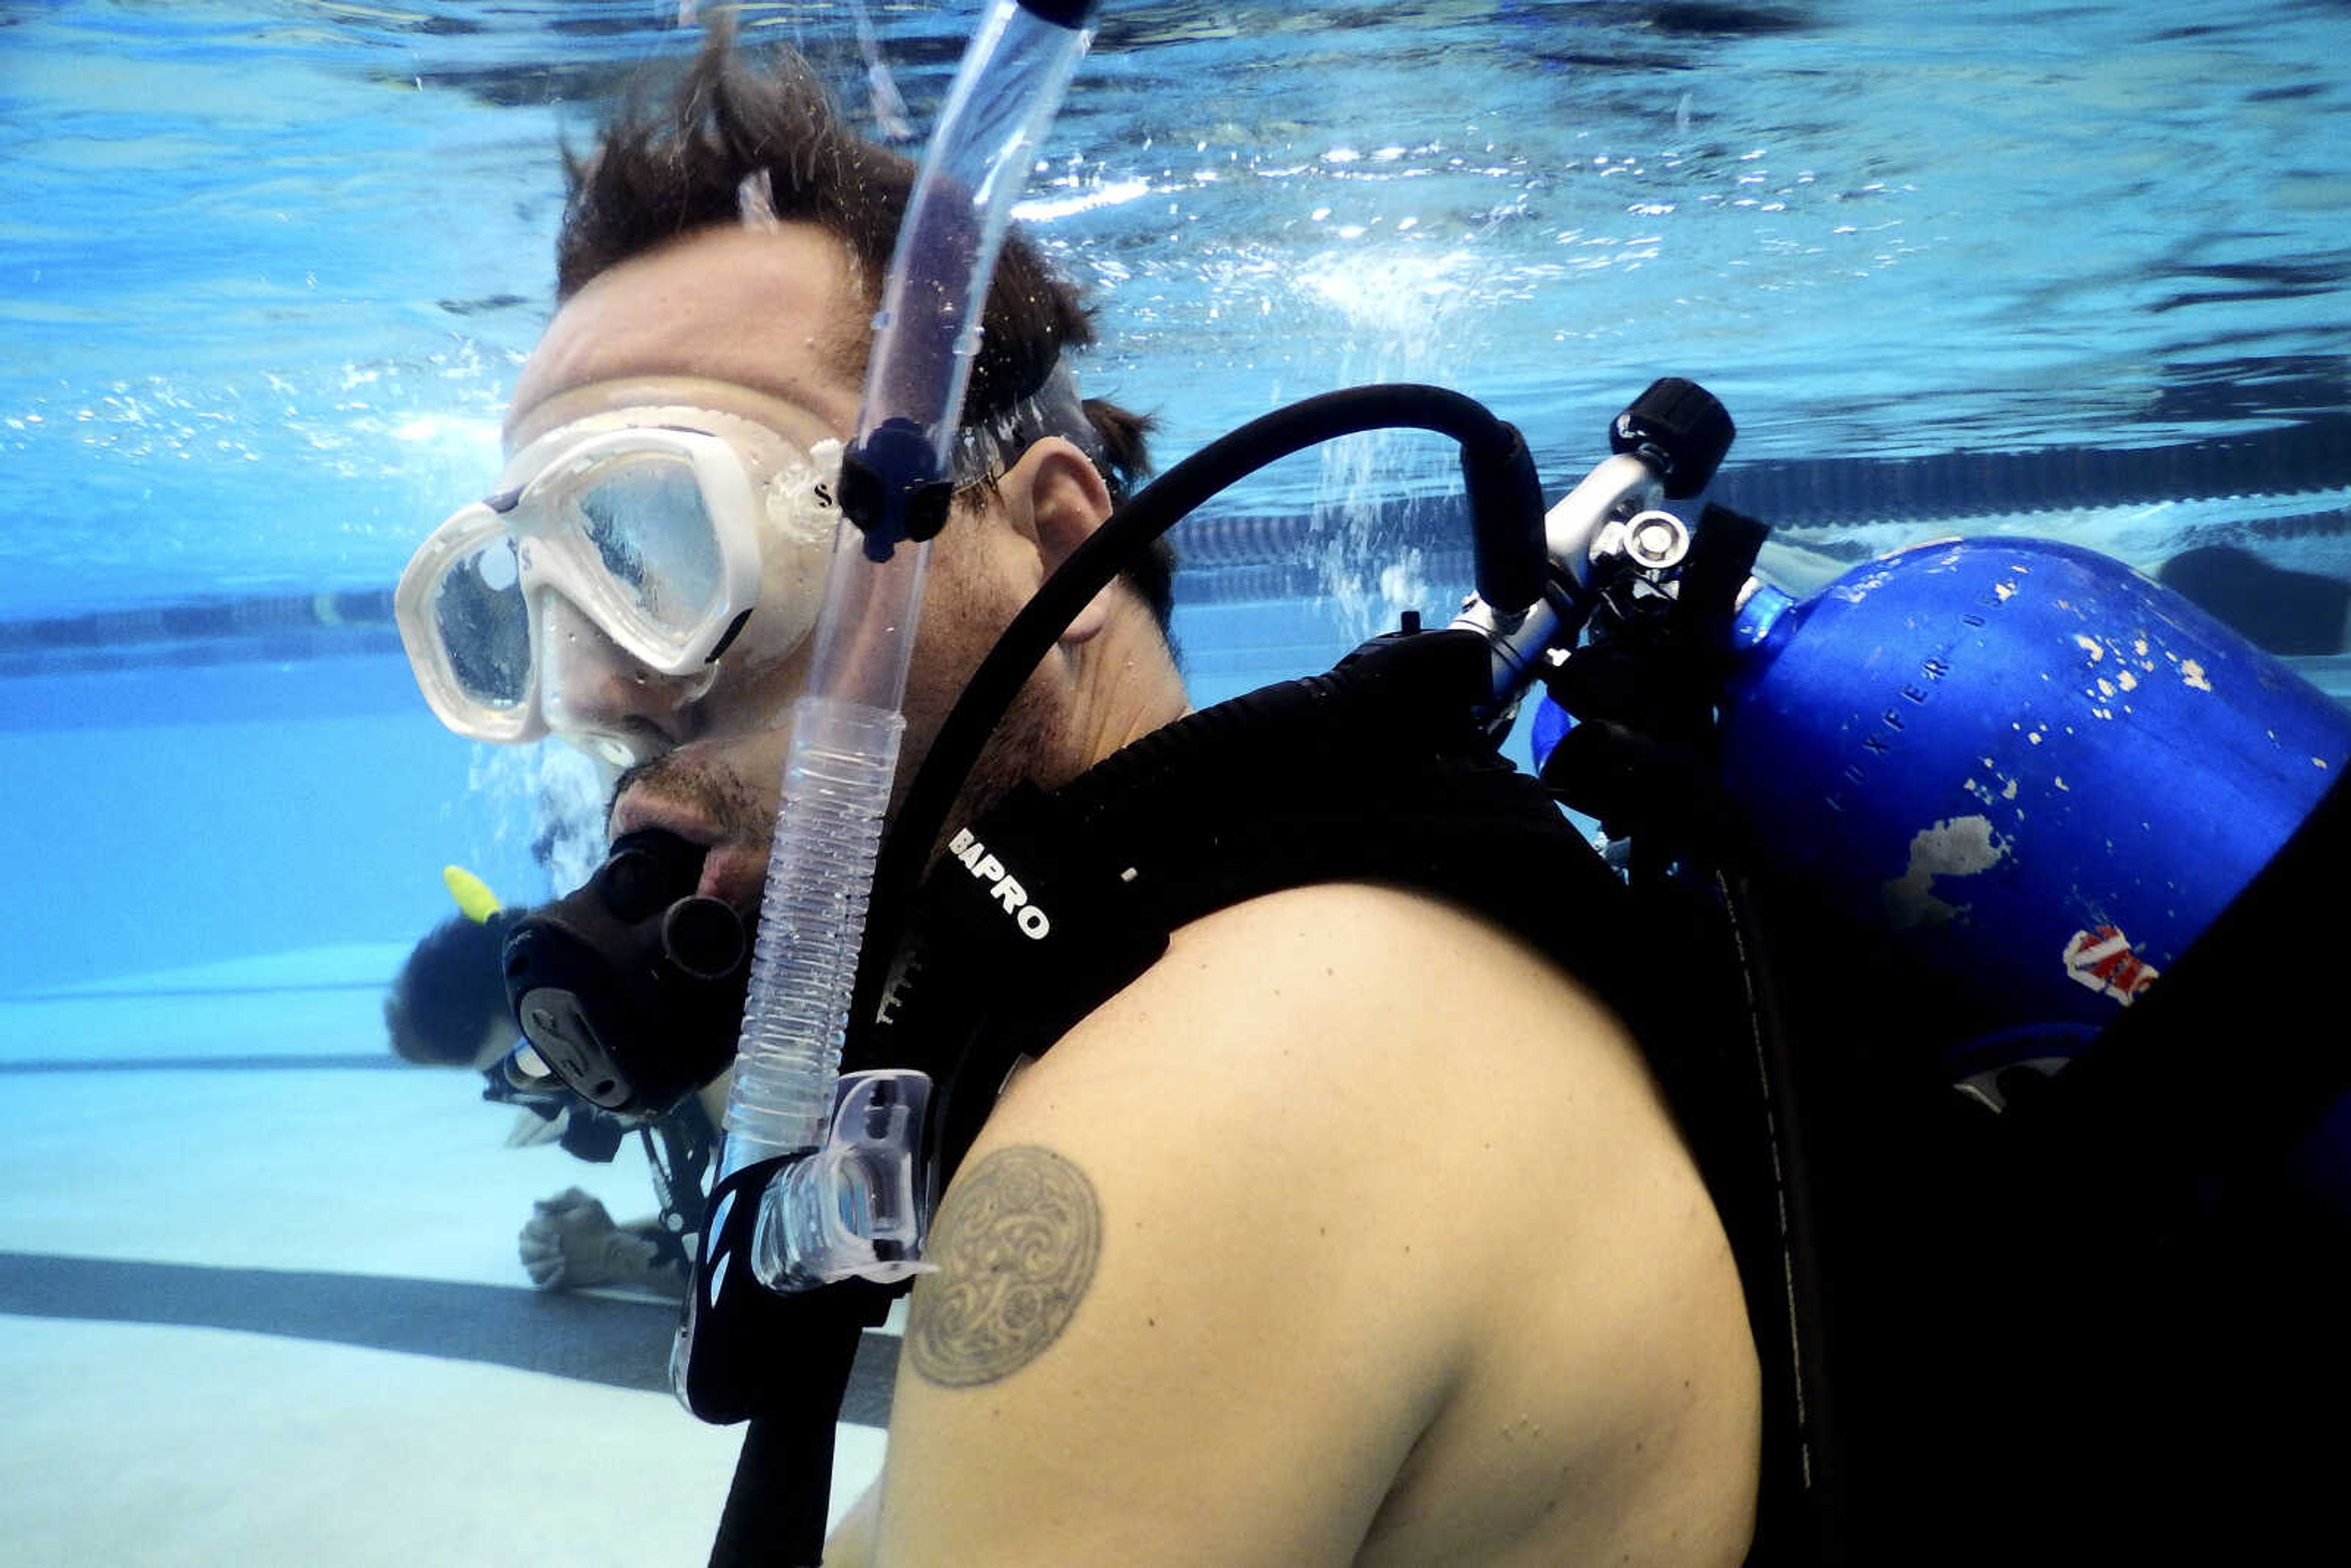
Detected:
left=0, top=1251, right=896, bottom=1427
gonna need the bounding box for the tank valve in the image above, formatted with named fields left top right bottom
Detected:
left=1624, top=510, right=1692, bottom=573
left=1590, top=508, right=1693, bottom=579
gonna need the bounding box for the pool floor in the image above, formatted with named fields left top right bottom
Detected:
left=0, top=948, right=886, bottom=1567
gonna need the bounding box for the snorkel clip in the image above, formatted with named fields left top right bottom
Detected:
left=837, top=415, right=957, bottom=560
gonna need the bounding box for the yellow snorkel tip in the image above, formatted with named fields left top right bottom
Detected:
left=442, top=864, right=504, bottom=925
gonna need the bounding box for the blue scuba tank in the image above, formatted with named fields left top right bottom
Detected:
left=1535, top=535, right=2348, bottom=1081
left=1698, top=537, right=2350, bottom=1105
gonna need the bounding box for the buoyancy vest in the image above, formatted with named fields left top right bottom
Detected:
left=852, top=628, right=1715, bottom=1193
left=705, top=625, right=1820, bottom=1567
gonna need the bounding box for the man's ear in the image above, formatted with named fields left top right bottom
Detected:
left=1003, top=436, right=1119, bottom=647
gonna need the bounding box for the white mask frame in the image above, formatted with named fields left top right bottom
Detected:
left=397, top=402, right=842, bottom=748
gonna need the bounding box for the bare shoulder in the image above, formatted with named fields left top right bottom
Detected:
left=1020, top=880, right=1702, bottom=1208
left=866, top=883, right=1757, bottom=1567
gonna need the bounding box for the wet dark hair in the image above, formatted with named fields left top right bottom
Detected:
left=555, top=22, right=1174, bottom=629
left=385, top=911, right=521, bottom=1067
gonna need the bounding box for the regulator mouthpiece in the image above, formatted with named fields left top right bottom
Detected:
left=501, top=828, right=750, bottom=1119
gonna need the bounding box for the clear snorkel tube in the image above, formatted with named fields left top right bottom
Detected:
left=717, top=0, right=1102, bottom=1291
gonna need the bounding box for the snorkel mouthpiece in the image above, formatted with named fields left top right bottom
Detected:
left=709, top=0, right=1102, bottom=1303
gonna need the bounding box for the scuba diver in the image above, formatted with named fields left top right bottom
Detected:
left=394, top=12, right=2351, bottom=1568
left=2156, top=541, right=2351, bottom=656
left=386, top=866, right=713, bottom=1298
left=395, top=20, right=1759, bottom=1568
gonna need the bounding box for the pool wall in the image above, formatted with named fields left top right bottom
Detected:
left=0, top=593, right=1368, bottom=999
left=0, top=653, right=542, bottom=995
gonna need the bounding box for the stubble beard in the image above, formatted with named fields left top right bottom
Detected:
left=605, top=660, right=1076, bottom=887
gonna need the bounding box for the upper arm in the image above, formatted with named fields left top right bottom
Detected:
left=860, top=882, right=1682, bottom=1567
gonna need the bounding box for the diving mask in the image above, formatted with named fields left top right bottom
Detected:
left=396, top=395, right=843, bottom=759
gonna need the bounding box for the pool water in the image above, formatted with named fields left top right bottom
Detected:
left=1, top=2, right=2347, bottom=1562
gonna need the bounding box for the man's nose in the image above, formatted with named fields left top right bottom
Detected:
left=536, top=595, right=711, bottom=767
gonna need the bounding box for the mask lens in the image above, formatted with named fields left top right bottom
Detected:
left=432, top=535, right=530, bottom=708
left=570, top=457, right=727, bottom=644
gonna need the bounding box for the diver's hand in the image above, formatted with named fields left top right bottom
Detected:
left=518, top=1187, right=661, bottom=1291
left=505, top=1106, right=568, bottom=1148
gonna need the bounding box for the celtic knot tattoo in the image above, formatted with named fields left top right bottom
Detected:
left=908, top=1144, right=1101, bottom=1388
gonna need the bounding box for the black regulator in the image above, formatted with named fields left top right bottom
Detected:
left=498, top=828, right=751, bottom=1119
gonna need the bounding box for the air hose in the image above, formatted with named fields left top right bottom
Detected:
left=857, top=381, right=1545, bottom=1029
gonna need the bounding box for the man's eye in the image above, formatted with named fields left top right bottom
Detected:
left=582, top=497, right=650, bottom=588
left=574, top=464, right=726, bottom=627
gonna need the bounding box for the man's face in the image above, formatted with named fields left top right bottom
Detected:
left=504, top=222, right=1068, bottom=916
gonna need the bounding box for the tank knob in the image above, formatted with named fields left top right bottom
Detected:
left=1610, top=378, right=1735, bottom=499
